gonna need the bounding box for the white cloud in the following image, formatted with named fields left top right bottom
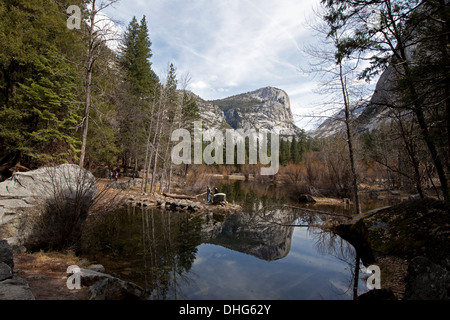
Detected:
left=190, top=80, right=211, bottom=90
left=103, top=0, right=323, bottom=129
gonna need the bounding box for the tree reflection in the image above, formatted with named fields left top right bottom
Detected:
left=82, top=206, right=202, bottom=299
left=82, top=189, right=371, bottom=300
left=307, top=223, right=368, bottom=300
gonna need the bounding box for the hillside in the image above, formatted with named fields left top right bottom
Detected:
left=210, top=87, right=301, bottom=137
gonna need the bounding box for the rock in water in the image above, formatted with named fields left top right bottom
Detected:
left=213, top=193, right=226, bottom=204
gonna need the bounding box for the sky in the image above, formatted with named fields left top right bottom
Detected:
left=103, top=0, right=325, bottom=130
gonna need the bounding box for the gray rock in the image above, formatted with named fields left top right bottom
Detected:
left=0, top=262, right=13, bottom=281
left=188, top=203, right=201, bottom=212
left=0, top=277, right=35, bottom=300
left=5, top=237, right=26, bottom=253
left=89, top=277, right=146, bottom=300
left=69, top=268, right=113, bottom=287
left=0, top=164, right=96, bottom=247
left=404, top=256, right=450, bottom=300
left=0, top=240, right=14, bottom=268
left=213, top=193, right=226, bottom=204
left=66, top=267, right=146, bottom=300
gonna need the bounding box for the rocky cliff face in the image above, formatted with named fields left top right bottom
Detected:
left=184, top=91, right=231, bottom=131
left=310, top=67, right=395, bottom=138
left=186, top=87, right=300, bottom=136
left=211, top=87, right=300, bottom=136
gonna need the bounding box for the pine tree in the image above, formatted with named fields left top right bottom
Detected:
left=290, top=136, right=301, bottom=163
left=118, top=15, right=158, bottom=171
left=0, top=0, right=84, bottom=170
left=119, top=16, right=157, bottom=96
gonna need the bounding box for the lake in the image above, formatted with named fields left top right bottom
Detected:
left=81, top=181, right=372, bottom=300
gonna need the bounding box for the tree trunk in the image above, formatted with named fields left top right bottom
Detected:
left=340, top=68, right=361, bottom=215
left=395, top=111, right=424, bottom=198
left=150, top=96, right=165, bottom=193
left=79, top=1, right=96, bottom=168
left=141, top=100, right=156, bottom=192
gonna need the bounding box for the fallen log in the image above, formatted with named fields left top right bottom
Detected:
left=162, top=192, right=207, bottom=200
left=163, top=193, right=196, bottom=200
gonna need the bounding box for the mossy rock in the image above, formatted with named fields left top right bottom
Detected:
left=363, top=198, right=450, bottom=267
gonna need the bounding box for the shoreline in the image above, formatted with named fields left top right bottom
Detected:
left=90, top=178, right=243, bottom=216
left=6, top=178, right=447, bottom=300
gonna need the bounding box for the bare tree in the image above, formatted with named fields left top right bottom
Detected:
left=303, top=4, right=366, bottom=214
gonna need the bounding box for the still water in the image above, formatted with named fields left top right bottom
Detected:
left=81, top=182, right=370, bottom=300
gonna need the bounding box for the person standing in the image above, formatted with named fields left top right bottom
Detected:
left=206, top=186, right=211, bottom=202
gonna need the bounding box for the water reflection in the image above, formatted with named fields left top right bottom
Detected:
left=82, top=206, right=202, bottom=299
left=201, top=209, right=296, bottom=261
left=82, top=202, right=368, bottom=299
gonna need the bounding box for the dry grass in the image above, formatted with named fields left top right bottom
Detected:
left=13, top=251, right=90, bottom=300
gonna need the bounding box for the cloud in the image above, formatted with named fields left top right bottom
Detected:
left=190, top=80, right=211, bottom=90
left=103, top=0, right=322, bottom=129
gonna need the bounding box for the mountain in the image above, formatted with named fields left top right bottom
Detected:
left=310, top=66, right=395, bottom=138
left=206, top=87, right=301, bottom=136
left=181, top=91, right=231, bottom=131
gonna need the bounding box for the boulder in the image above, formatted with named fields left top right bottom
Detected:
left=70, top=268, right=113, bottom=287
left=88, top=264, right=105, bottom=273
left=0, top=277, right=35, bottom=300
left=213, top=193, right=226, bottom=204
left=89, top=277, right=146, bottom=300
left=0, top=240, right=14, bottom=268
left=404, top=256, right=450, bottom=300
left=0, top=239, right=34, bottom=299
left=0, top=262, right=13, bottom=281
left=188, top=203, right=201, bottom=212
left=297, top=194, right=316, bottom=203
left=333, top=220, right=376, bottom=265
left=0, top=164, right=96, bottom=247
left=67, top=267, right=146, bottom=300
left=357, top=288, right=397, bottom=300
left=92, top=168, right=111, bottom=179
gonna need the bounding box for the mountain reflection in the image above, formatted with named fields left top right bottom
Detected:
left=201, top=209, right=296, bottom=261
left=82, top=203, right=362, bottom=300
